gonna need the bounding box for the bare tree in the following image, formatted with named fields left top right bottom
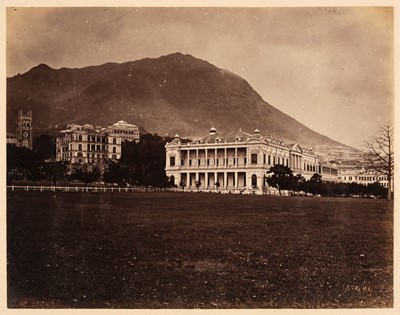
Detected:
left=363, top=123, right=394, bottom=199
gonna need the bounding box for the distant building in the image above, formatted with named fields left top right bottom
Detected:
left=16, top=109, right=33, bottom=149
left=6, top=132, right=19, bottom=145
left=165, top=127, right=337, bottom=194
left=106, top=120, right=140, bottom=143
left=338, top=168, right=390, bottom=188
left=56, top=123, right=122, bottom=173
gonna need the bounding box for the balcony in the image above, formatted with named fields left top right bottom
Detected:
left=166, top=164, right=270, bottom=171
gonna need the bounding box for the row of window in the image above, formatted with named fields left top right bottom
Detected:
left=75, top=154, right=118, bottom=164
left=19, top=121, right=31, bottom=128
left=71, top=144, right=119, bottom=153
left=339, top=176, right=378, bottom=181
left=170, top=154, right=295, bottom=167
left=110, top=130, right=139, bottom=135
left=176, top=154, right=320, bottom=169
left=74, top=152, right=119, bottom=159
left=68, top=134, right=120, bottom=143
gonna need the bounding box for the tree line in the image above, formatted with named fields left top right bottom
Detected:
left=266, top=165, right=388, bottom=198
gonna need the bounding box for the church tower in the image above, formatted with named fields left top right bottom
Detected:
left=16, top=109, right=33, bottom=149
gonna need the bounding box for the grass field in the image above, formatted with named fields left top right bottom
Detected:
left=7, top=191, right=393, bottom=308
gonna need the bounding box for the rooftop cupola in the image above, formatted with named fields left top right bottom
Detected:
left=210, top=127, right=217, bottom=135
left=254, top=128, right=260, bottom=134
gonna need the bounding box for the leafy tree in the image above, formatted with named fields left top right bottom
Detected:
left=215, top=181, right=220, bottom=191
left=119, top=134, right=170, bottom=187
left=33, top=134, right=56, bottom=160
left=267, top=165, right=294, bottom=195
left=7, top=144, right=29, bottom=184
left=363, top=123, right=394, bottom=199
left=45, top=161, right=68, bottom=186
left=308, top=173, right=323, bottom=195
left=366, top=182, right=387, bottom=197
left=292, top=174, right=306, bottom=192
left=103, top=160, right=133, bottom=186
left=70, top=168, right=101, bottom=186
left=7, top=144, right=46, bottom=185
left=27, top=162, right=47, bottom=185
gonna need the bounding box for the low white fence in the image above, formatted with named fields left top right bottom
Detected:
left=7, top=185, right=176, bottom=193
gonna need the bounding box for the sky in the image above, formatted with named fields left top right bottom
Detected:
left=6, top=6, right=394, bottom=148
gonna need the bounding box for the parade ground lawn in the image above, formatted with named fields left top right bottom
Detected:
left=7, top=191, right=393, bottom=308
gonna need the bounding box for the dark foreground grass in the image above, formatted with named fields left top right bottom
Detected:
left=7, top=191, right=393, bottom=308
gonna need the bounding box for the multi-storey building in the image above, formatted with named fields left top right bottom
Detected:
left=165, top=127, right=337, bottom=194
left=56, top=123, right=122, bottom=173
left=338, top=168, right=390, bottom=188
left=106, top=120, right=140, bottom=143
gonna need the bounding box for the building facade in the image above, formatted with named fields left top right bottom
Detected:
left=56, top=123, right=122, bottom=173
left=338, top=168, right=390, bottom=188
left=16, top=109, right=33, bottom=149
left=106, top=120, right=140, bottom=143
left=6, top=132, right=19, bottom=145
left=165, top=128, right=337, bottom=194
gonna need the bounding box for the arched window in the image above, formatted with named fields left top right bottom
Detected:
left=79, top=135, right=82, bottom=142
left=170, top=175, right=175, bottom=185
left=113, top=138, right=117, bottom=144
left=251, top=174, right=257, bottom=187
left=112, top=146, right=116, bottom=153
left=78, top=144, right=82, bottom=151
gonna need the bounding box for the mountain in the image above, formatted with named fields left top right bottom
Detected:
left=7, top=52, right=354, bottom=150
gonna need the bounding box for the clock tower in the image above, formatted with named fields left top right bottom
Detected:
left=16, top=109, right=33, bottom=149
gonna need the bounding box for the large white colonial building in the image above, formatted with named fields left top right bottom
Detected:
left=56, top=123, right=122, bottom=173
left=338, top=168, right=390, bottom=188
left=165, top=128, right=338, bottom=194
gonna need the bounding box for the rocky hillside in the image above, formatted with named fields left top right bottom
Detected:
left=7, top=52, right=351, bottom=149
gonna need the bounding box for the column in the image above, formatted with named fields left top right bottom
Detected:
left=205, top=172, right=208, bottom=189
left=235, top=148, right=238, bottom=167
left=187, top=150, right=190, bottom=166
left=224, top=172, right=227, bottom=189
left=257, top=174, right=263, bottom=190
left=196, top=149, right=199, bottom=166
left=235, top=172, right=238, bottom=189
left=215, top=148, right=217, bottom=166
left=224, top=148, right=227, bottom=165
left=205, top=149, right=208, bottom=167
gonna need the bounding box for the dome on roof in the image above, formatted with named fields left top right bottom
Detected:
left=174, top=134, right=180, bottom=138
left=209, top=127, right=217, bottom=135
left=254, top=128, right=260, bottom=134
left=116, top=120, right=127, bottom=124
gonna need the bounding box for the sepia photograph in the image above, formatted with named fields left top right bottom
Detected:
left=3, top=0, right=397, bottom=311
